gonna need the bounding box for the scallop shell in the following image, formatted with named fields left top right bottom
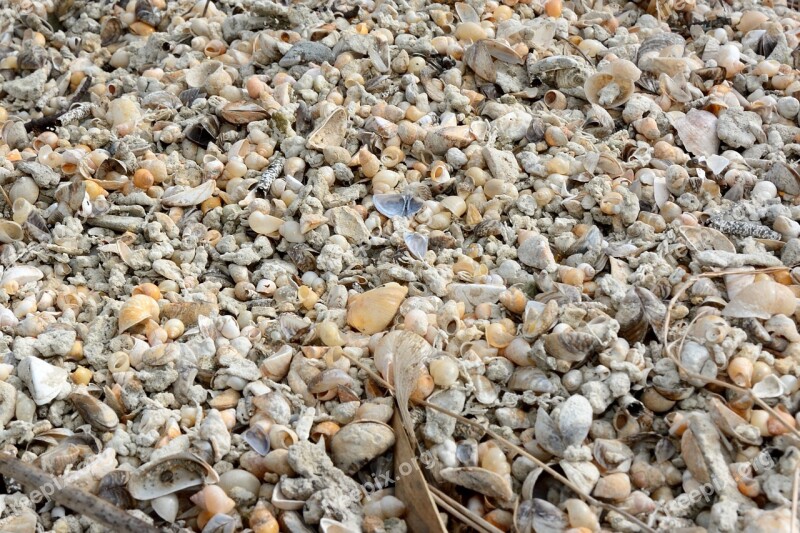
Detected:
left=439, top=467, right=513, bottom=500
left=127, top=452, right=219, bottom=500
left=307, top=107, right=348, bottom=151
left=722, top=280, right=797, bottom=320
left=331, top=420, right=396, bottom=475
left=347, top=282, right=408, bottom=335
left=118, top=294, right=160, bottom=333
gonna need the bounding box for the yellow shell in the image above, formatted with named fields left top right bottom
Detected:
left=346, top=282, right=408, bottom=335
left=118, top=294, right=160, bottom=333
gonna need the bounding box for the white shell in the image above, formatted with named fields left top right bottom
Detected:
left=17, top=356, right=70, bottom=405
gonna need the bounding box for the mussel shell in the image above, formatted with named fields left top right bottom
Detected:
left=184, top=116, right=219, bottom=148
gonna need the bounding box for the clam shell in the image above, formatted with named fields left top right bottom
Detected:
left=161, top=180, right=215, bottom=207
left=0, top=220, right=24, bottom=243
left=439, top=467, right=514, bottom=500
left=220, top=102, right=269, bottom=124
left=127, top=452, right=219, bottom=500
left=682, top=226, right=735, bottom=253
left=347, top=282, right=408, bottom=335
left=69, top=391, right=119, bottom=432
left=722, top=280, right=797, bottom=320
left=307, top=107, right=348, bottom=151
left=558, top=395, right=592, bottom=448
left=331, top=420, right=396, bottom=475
left=671, top=109, right=719, bottom=157
left=708, top=397, right=761, bottom=446
left=1, top=265, right=43, bottom=286
left=585, top=72, right=634, bottom=108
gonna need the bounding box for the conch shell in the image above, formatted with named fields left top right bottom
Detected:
left=346, top=282, right=408, bottom=335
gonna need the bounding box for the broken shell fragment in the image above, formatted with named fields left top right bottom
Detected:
left=331, top=421, right=395, bottom=475
left=346, top=282, right=408, bottom=335
left=127, top=452, right=219, bottom=500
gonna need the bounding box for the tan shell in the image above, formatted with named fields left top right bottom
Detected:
left=118, top=294, right=160, bottom=333
left=68, top=391, right=119, bottom=432
left=439, top=467, right=514, bottom=500
left=722, top=280, right=797, bottom=320
left=221, top=102, right=269, bottom=124
left=584, top=72, right=634, bottom=108
left=127, top=452, right=219, bottom=500
left=331, top=421, right=396, bottom=475
left=708, top=396, right=761, bottom=446
left=0, top=220, right=24, bottom=243
left=307, top=107, right=348, bottom=150
left=347, top=282, right=408, bottom=335
left=522, top=300, right=559, bottom=340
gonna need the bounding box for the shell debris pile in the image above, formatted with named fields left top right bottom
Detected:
left=5, top=0, right=800, bottom=531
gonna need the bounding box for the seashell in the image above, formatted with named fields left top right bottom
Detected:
left=191, top=485, right=235, bottom=515
left=439, top=467, right=513, bottom=500
left=201, top=513, right=240, bottom=533
left=708, top=396, right=761, bottom=446
left=162, top=180, right=215, bottom=207
left=97, top=470, right=134, bottom=509
left=473, top=374, right=499, bottom=404
left=2, top=265, right=43, bottom=286
left=722, top=281, right=796, bottom=320
left=347, top=282, right=408, bottom=335
left=186, top=61, right=223, bottom=88
left=185, top=116, right=219, bottom=148
left=404, top=232, right=428, bottom=260
left=220, top=102, right=269, bottom=124
left=373, top=193, right=423, bottom=218
left=127, top=452, right=219, bottom=500
left=152, top=493, right=180, bottom=523
left=752, top=374, right=786, bottom=399
left=0, top=509, right=38, bottom=533
left=682, top=226, right=735, bottom=253
left=272, top=480, right=306, bottom=511
left=0, top=220, right=24, bottom=243
left=17, top=356, right=70, bottom=405
left=374, top=330, right=433, bottom=384
left=0, top=380, right=17, bottom=428
left=118, top=294, right=160, bottom=333
left=100, top=17, right=123, bottom=46
left=307, top=107, right=348, bottom=151
left=543, top=329, right=595, bottom=363
left=671, top=109, right=719, bottom=157
left=529, top=498, right=567, bottom=533
left=250, top=501, right=280, bottom=533
left=522, top=300, right=558, bottom=340
left=69, top=391, right=119, bottom=432
left=558, top=395, right=592, bottom=448
left=331, top=421, right=395, bottom=475
left=680, top=341, right=716, bottom=385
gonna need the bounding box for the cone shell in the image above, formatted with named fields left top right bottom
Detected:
left=118, top=294, right=160, bottom=333
left=346, top=282, right=408, bottom=335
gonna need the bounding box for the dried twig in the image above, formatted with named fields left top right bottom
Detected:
left=792, top=464, right=800, bottom=533
left=342, top=352, right=657, bottom=533
left=0, top=453, right=162, bottom=533
left=429, top=485, right=504, bottom=533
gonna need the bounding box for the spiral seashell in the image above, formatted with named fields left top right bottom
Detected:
left=118, top=294, right=160, bottom=333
